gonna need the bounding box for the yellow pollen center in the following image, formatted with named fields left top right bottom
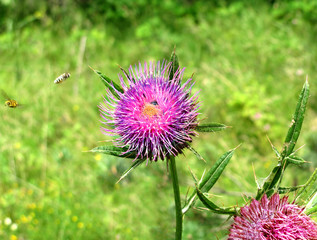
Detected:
left=142, top=103, right=160, bottom=117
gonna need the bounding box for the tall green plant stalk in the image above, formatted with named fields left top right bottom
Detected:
left=169, top=156, right=183, bottom=240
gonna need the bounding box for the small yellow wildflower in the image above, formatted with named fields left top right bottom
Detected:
left=14, top=142, right=21, bottom=149
left=72, top=216, right=78, bottom=222
left=40, top=181, right=46, bottom=188
left=73, top=104, right=80, bottom=112
left=264, top=160, right=271, bottom=169
left=34, top=11, right=43, bottom=18
left=94, top=154, right=102, bottom=161
left=77, top=222, right=84, bottom=229
left=27, top=203, right=36, bottom=209
left=38, top=203, right=44, bottom=210
left=10, top=235, right=18, bottom=240
left=27, top=189, right=33, bottom=196
left=82, top=146, right=89, bottom=152
left=66, top=210, right=72, bottom=216
left=20, top=215, right=28, bottom=223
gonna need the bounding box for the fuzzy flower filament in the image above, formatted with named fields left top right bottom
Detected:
left=99, top=61, right=199, bottom=162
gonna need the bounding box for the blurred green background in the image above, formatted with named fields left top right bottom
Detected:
left=0, top=0, right=317, bottom=239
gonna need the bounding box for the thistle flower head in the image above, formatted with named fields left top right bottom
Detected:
left=99, top=61, right=199, bottom=162
left=229, top=193, right=317, bottom=240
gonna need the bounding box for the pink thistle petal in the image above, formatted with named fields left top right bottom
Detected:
left=229, top=193, right=317, bottom=240
left=99, top=61, right=199, bottom=161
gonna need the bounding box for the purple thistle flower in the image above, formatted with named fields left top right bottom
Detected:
left=99, top=61, right=199, bottom=162
left=229, top=193, right=317, bottom=240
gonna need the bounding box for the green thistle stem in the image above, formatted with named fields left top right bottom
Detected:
left=169, top=156, right=183, bottom=240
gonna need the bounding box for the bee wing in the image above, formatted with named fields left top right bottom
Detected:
left=16, top=102, right=23, bottom=107
left=1, top=89, right=10, bottom=100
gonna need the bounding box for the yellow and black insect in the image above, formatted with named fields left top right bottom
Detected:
left=1, top=89, right=20, bottom=108
left=54, top=72, right=71, bottom=84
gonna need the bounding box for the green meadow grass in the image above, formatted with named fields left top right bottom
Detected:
left=1, top=3, right=317, bottom=240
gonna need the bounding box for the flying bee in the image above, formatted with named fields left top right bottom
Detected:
left=54, top=72, right=71, bottom=84
left=1, top=89, right=20, bottom=108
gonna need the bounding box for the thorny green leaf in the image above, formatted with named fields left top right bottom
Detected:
left=256, top=80, right=310, bottom=200
left=286, top=155, right=307, bottom=166
left=182, top=147, right=236, bottom=214
left=117, top=158, right=146, bottom=183
left=305, top=192, right=317, bottom=214
left=281, top=80, right=309, bottom=158
left=305, top=205, right=317, bottom=215
left=295, top=168, right=317, bottom=202
left=169, top=48, right=179, bottom=81
left=90, top=67, right=124, bottom=99
left=196, top=123, right=230, bottom=133
left=278, top=185, right=303, bottom=194
left=196, top=188, right=238, bottom=215
left=118, top=65, right=136, bottom=83
left=89, top=145, right=136, bottom=159
left=188, top=145, right=205, bottom=162
left=267, top=136, right=281, bottom=159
